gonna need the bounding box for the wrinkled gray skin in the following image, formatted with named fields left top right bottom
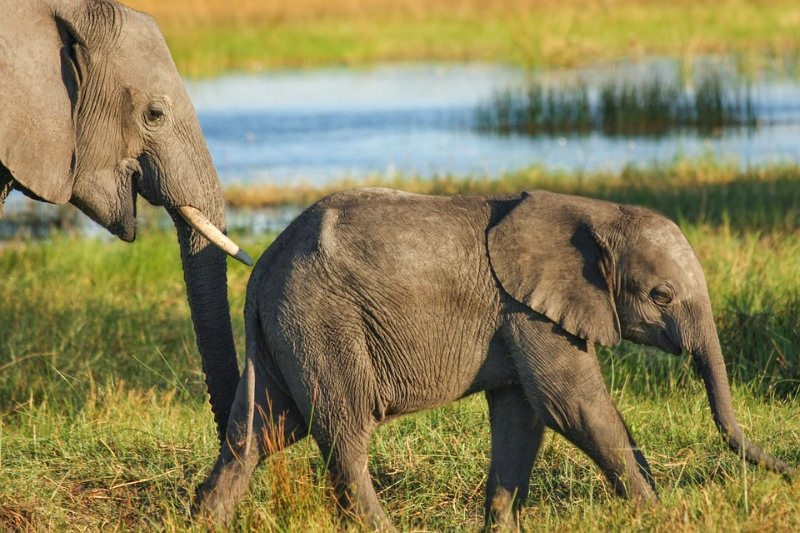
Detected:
left=195, top=188, right=794, bottom=530
left=0, top=0, right=239, bottom=440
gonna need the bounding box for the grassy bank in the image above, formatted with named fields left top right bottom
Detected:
left=125, top=0, right=800, bottom=76
left=224, top=160, right=800, bottom=233
left=1, top=164, right=799, bottom=530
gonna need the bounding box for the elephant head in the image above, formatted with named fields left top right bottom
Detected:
left=488, top=191, right=794, bottom=476
left=0, top=0, right=250, bottom=441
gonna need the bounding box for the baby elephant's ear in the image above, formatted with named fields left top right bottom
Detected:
left=487, top=191, right=621, bottom=347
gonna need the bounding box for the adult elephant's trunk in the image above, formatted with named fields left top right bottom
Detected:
left=172, top=201, right=242, bottom=444
left=691, top=319, right=794, bottom=477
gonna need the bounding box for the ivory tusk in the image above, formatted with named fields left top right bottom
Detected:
left=176, top=205, right=254, bottom=266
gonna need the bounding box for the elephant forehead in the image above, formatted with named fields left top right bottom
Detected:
left=635, top=222, right=701, bottom=290
left=109, top=11, right=177, bottom=85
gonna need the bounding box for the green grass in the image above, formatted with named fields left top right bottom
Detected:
left=122, top=0, right=800, bottom=76
left=1, top=163, right=799, bottom=530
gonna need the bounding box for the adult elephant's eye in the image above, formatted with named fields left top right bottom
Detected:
left=649, top=284, right=674, bottom=306
left=144, top=105, right=166, bottom=128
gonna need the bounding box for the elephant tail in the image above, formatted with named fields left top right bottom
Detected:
left=241, top=350, right=256, bottom=459
left=241, top=305, right=261, bottom=459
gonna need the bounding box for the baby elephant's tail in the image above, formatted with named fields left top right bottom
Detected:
left=242, top=349, right=256, bottom=459
left=192, top=310, right=264, bottom=525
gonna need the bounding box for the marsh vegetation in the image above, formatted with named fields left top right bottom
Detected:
left=476, top=70, right=760, bottom=136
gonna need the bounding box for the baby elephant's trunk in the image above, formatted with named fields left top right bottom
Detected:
left=692, top=330, right=794, bottom=477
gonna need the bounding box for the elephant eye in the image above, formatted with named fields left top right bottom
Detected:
left=144, top=105, right=166, bottom=128
left=649, top=284, right=674, bottom=306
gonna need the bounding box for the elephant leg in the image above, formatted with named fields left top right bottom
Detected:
left=272, top=327, right=393, bottom=530
left=312, top=420, right=392, bottom=531
left=194, top=351, right=307, bottom=525
left=0, top=169, right=12, bottom=216
left=552, top=385, right=656, bottom=501
left=505, top=316, right=657, bottom=502
left=484, top=385, right=544, bottom=532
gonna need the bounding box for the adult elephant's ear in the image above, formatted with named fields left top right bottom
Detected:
left=488, top=190, right=622, bottom=347
left=0, top=6, right=80, bottom=204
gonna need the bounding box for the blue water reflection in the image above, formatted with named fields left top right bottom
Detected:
left=187, top=62, right=800, bottom=185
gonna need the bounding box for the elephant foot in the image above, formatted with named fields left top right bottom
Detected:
left=193, top=447, right=261, bottom=526
left=484, top=488, right=523, bottom=532
left=192, top=479, right=238, bottom=526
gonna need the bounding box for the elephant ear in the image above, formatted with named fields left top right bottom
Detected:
left=0, top=6, right=80, bottom=204
left=488, top=190, right=622, bottom=346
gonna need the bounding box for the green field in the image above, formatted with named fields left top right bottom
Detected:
left=1, top=162, right=798, bottom=530
left=124, top=0, right=800, bottom=76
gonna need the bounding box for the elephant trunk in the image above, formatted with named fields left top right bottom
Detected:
left=172, top=204, right=241, bottom=444
left=691, top=321, right=794, bottom=477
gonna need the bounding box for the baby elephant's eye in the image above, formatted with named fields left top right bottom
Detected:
left=649, top=284, right=674, bottom=306
left=144, top=105, right=166, bottom=128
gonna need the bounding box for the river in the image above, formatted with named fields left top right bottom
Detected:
left=3, top=60, right=800, bottom=237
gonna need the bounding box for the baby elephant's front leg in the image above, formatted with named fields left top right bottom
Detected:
left=551, top=381, right=657, bottom=501
left=506, top=315, right=658, bottom=503
left=484, top=385, right=544, bottom=531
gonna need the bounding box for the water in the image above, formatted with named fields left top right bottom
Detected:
left=3, top=60, right=800, bottom=237
left=188, top=64, right=526, bottom=183
left=189, top=61, right=800, bottom=185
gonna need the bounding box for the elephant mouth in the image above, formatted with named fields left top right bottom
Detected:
left=69, top=167, right=139, bottom=243
left=623, top=324, right=682, bottom=355
left=114, top=174, right=139, bottom=242
left=657, top=330, right=682, bottom=355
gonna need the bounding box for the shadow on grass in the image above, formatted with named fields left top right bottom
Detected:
left=718, top=294, right=800, bottom=395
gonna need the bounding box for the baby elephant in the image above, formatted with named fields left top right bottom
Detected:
left=195, top=188, right=793, bottom=529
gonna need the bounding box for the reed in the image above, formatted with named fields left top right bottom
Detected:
left=476, top=71, right=759, bottom=136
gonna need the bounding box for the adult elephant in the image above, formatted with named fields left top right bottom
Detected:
left=0, top=0, right=251, bottom=442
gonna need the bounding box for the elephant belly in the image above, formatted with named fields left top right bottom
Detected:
left=362, top=313, right=501, bottom=417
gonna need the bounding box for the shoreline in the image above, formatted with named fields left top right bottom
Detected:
left=2, top=160, right=798, bottom=239
left=221, top=161, right=800, bottom=210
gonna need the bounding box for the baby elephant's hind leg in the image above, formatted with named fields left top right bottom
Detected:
left=298, top=348, right=391, bottom=530
left=313, top=424, right=392, bottom=531
left=194, top=354, right=307, bottom=525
